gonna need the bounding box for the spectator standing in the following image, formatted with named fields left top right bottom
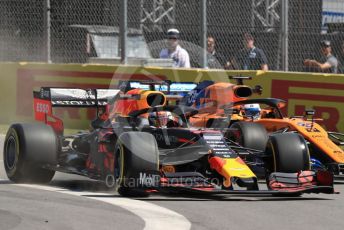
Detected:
left=160, top=28, right=190, bottom=68
left=303, top=40, right=338, bottom=74
left=235, top=33, right=269, bottom=71
left=206, top=36, right=227, bottom=69
left=337, top=41, right=344, bottom=73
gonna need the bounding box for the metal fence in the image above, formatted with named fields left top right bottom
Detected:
left=0, top=0, right=344, bottom=72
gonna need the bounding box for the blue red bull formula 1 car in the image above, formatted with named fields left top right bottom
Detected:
left=3, top=81, right=335, bottom=197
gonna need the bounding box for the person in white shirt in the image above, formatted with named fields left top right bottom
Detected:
left=160, top=28, right=191, bottom=68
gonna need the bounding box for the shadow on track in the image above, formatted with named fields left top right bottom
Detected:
left=0, top=180, right=12, bottom=185
left=136, top=194, right=333, bottom=202
left=0, top=179, right=334, bottom=202
left=0, top=178, right=115, bottom=193
left=49, top=180, right=114, bottom=193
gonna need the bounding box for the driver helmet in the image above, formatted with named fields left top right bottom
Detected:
left=148, top=111, right=173, bottom=127
left=243, top=104, right=261, bottom=120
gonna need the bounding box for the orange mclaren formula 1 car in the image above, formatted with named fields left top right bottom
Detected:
left=2, top=81, right=335, bottom=196
left=182, top=78, right=344, bottom=176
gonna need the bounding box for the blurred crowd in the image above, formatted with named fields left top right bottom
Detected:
left=161, top=28, right=343, bottom=74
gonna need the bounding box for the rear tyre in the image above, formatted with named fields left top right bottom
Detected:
left=267, top=133, right=310, bottom=173
left=3, top=123, right=57, bottom=183
left=114, top=132, right=159, bottom=197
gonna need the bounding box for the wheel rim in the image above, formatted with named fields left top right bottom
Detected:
left=5, top=136, right=17, bottom=170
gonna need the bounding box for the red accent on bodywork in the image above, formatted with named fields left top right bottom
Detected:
left=113, top=98, right=139, bottom=116
left=191, top=130, right=222, bottom=135
left=231, top=129, right=241, bottom=141
left=145, top=189, right=158, bottom=193
left=86, top=158, right=96, bottom=170
left=297, top=171, right=314, bottom=185
left=46, top=116, right=64, bottom=135
left=111, top=89, right=143, bottom=116
left=33, top=97, right=64, bottom=134
left=269, top=183, right=311, bottom=192
left=192, top=187, right=216, bottom=191
left=98, top=144, right=107, bottom=152
left=107, top=152, right=114, bottom=173
left=208, top=156, right=225, bottom=172
left=34, top=98, right=52, bottom=118
left=316, top=170, right=333, bottom=186
left=160, top=177, right=168, bottom=183
left=99, top=104, right=110, bottom=121
left=235, top=157, right=246, bottom=165
left=178, top=138, right=195, bottom=144
left=104, top=157, right=109, bottom=170
left=269, top=171, right=318, bottom=191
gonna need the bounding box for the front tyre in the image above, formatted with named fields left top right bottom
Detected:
left=267, top=133, right=310, bottom=173
left=266, top=133, right=311, bottom=196
left=114, top=132, right=159, bottom=197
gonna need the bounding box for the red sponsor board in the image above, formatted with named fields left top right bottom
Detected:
left=271, top=79, right=344, bottom=131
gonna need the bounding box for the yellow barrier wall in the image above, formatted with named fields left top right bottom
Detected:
left=1, top=62, right=344, bottom=131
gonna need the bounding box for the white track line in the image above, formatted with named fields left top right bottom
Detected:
left=16, top=183, right=191, bottom=230
left=0, top=134, right=191, bottom=229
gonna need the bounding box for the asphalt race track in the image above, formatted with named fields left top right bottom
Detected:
left=1, top=134, right=344, bottom=230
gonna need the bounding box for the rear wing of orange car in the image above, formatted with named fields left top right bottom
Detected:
left=33, top=87, right=121, bottom=134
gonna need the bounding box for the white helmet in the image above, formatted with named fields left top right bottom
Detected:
left=244, top=104, right=261, bottom=120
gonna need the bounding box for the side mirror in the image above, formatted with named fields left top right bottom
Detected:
left=304, top=109, right=315, bottom=130
left=305, top=109, right=315, bottom=116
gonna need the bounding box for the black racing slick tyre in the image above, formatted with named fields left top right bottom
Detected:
left=3, top=123, right=57, bottom=183
left=267, top=133, right=310, bottom=173
left=227, top=121, right=268, bottom=151
left=114, top=132, right=159, bottom=197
